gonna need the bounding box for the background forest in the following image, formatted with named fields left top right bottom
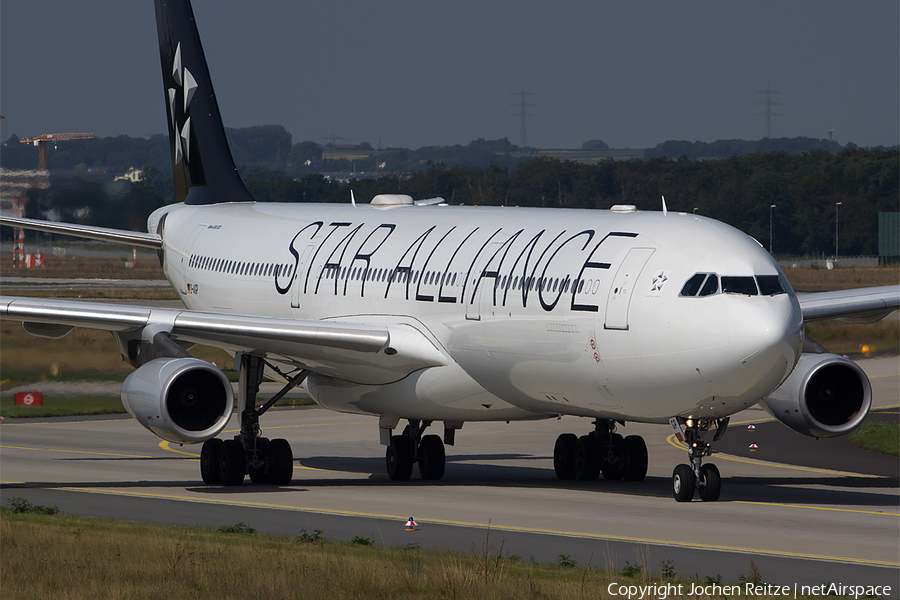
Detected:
left=2, top=127, right=897, bottom=257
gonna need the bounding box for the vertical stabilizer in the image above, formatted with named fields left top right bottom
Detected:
left=155, top=0, right=254, bottom=205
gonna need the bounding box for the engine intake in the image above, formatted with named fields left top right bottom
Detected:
left=760, top=353, right=871, bottom=438
left=121, top=357, right=234, bottom=444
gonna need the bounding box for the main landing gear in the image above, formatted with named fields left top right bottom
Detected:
left=553, top=419, right=648, bottom=482
left=671, top=417, right=728, bottom=502
left=385, top=420, right=447, bottom=481
left=200, top=354, right=308, bottom=486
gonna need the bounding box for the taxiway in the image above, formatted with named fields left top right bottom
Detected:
left=2, top=356, right=897, bottom=594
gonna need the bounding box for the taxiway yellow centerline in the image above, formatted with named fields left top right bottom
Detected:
left=2, top=483, right=893, bottom=569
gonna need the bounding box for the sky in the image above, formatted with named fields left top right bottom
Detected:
left=2, top=1, right=898, bottom=151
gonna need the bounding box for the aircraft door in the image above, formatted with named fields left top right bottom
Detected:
left=466, top=239, right=506, bottom=320
left=604, top=247, right=654, bottom=330
left=291, top=244, right=316, bottom=309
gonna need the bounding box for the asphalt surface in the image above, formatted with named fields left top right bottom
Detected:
left=2, top=356, right=898, bottom=597
left=716, top=408, right=898, bottom=478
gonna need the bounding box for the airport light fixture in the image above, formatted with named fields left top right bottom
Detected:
left=835, top=202, right=842, bottom=258
left=769, top=204, right=776, bottom=254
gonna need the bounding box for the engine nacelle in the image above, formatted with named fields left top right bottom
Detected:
left=760, top=353, right=871, bottom=438
left=121, top=357, right=234, bottom=444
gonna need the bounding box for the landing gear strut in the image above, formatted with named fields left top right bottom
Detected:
left=671, top=417, right=727, bottom=502
left=200, top=354, right=307, bottom=486
left=386, top=419, right=446, bottom=481
left=553, top=420, right=648, bottom=482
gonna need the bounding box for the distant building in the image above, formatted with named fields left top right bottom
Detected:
left=320, top=171, right=394, bottom=185
left=114, top=168, right=144, bottom=183
left=0, top=169, right=50, bottom=217
left=878, top=212, right=899, bottom=265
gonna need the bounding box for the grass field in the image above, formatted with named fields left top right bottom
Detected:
left=0, top=394, right=125, bottom=418
left=850, top=421, right=900, bottom=457
left=1, top=508, right=836, bottom=600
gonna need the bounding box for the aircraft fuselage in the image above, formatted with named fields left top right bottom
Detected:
left=151, top=199, right=803, bottom=425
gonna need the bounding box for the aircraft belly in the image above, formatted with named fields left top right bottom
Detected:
left=306, top=360, right=549, bottom=421
left=446, top=317, right=622, bottom=416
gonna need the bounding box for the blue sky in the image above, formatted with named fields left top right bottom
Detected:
left=2, top=1, right=897, bottom=150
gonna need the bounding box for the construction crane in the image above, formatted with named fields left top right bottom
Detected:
left=19, top=132, right=95, bottom=170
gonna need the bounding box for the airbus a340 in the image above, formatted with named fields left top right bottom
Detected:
left=3, top=0, right=897, bottom=501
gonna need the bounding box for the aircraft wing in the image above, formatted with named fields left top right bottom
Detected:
left=0, top=296, right=448, bottom=384
left=798, top=285, right=900, bottom=323
left=0, top=215, right=162, bottom=249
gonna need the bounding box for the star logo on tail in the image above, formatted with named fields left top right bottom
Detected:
left=167, top=43, right=198, bottom=166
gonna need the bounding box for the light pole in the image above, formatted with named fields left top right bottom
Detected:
left=835, top=202, right=842, bottom=259
left=769, top=204, right=776, bottom=254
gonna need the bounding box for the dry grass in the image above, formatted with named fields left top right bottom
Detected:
left=804, top=318, right=899, bottom=356
left=2, top=287, right=180, bottom=300
left=782, top=266, right=898, bottom=292
left=1, top=511, right=791, bottom=600
left=0, top=321, right=232, bottom=384
left=1, top=255, right=165, bottom=279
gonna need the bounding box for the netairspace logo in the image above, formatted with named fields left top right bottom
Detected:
left=606, top=582, right=892, bottom=599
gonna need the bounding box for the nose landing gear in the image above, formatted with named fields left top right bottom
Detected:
left=670, top=417, right=727, bottom=502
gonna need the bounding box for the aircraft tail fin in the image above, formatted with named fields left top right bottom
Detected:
left=155, top=0, right=254, bottom=205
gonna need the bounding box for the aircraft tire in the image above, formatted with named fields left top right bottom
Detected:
left=418, top=434, right=445, bottom=480
left=220, top=439, right=246, bottom=486
left=248, top=438, right=270, bottom=484
left=672, top=463, right=695, bottom=502
left=267, top=439, right=294, bottom=486
left=386, top=435, right=414, bottom=481
left=574, top=434, right=601, bottom=480
left=622, top=435, right=648, bottom=481
left=200, top=438, right=223, bottom=484
left=601, top=433, right=625, bottom=480
left=553, top=433, right=577, bottom=479
left=699, top=463, right=721, bottom=502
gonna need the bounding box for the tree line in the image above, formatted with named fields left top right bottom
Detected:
left=245, top=149, right=898, bottom=257
left=9, top=147, right=893, bottom=258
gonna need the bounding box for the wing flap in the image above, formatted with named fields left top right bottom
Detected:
left=799, top=285, right=899, bottom=323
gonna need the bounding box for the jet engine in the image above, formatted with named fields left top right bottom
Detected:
left=760, top=353, right=871, bottom=438
left=121, top=357, right=234, bottom=444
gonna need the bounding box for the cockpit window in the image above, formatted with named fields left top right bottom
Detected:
left=721, top=276, right=758, bottom=296
left=698, top=274, right=719, bottom=296
left=756, top=275, right=786, bottom=296
left=680, top=273, right=706, bottom=297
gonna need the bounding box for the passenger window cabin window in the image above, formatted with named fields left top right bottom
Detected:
left=721, top=276, right=757, bottom=295
left=756, top=275, right=785, bottom=296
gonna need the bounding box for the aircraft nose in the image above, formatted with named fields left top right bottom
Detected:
left=728, top=293, right=803, bottom=388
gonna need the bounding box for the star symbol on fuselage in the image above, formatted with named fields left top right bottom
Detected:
left=651, top=271, right=667, bottom=292
left=167, top=42, right=197, bottom=167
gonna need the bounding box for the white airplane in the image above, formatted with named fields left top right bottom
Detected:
left=2, top=0, right=897, bottom=502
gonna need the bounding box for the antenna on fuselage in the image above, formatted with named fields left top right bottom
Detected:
left=351, top=190, right=357, bottom=208
left=661, top=195, right=668, bottom=216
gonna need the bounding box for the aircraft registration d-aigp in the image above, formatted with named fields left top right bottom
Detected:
left=2, top=0, right=897, bottom=502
